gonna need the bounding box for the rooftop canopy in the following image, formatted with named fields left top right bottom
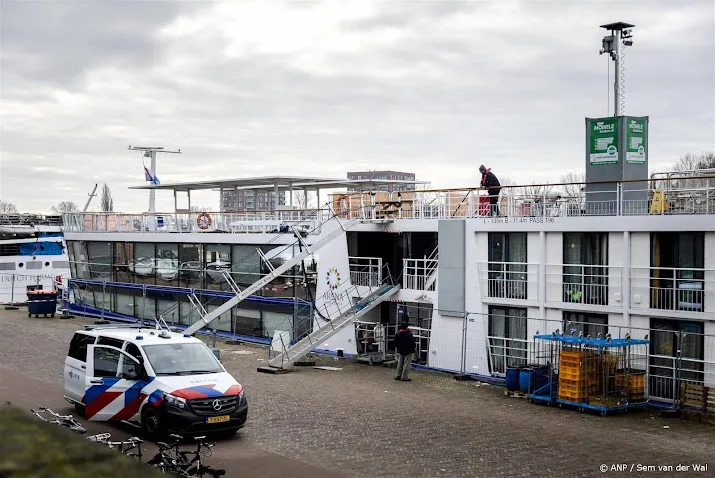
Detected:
left=128, top=175, right=431, bottom=193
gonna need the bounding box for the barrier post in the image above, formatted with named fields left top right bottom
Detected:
left=4, top=274, right=18, bottom=310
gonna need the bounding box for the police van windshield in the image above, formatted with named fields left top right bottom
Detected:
left=142, top=343, right=223, bottom=375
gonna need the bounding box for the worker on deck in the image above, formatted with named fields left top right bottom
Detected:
left=479, top=165, right=501, bottom=216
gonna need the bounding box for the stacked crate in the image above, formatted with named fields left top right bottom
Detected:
left=614, top=373, right=646, bottom=401
left=558, top=350, right=598, bottom=402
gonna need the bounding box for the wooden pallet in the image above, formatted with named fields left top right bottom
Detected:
left=504, top=390, right=529, bottom=398
left=680, top=383, right=715, bottom=423
left=679, top=383, right=715, bottom=425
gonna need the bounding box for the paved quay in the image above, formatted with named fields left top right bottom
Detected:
left=0, top=307, right=713, bottom=477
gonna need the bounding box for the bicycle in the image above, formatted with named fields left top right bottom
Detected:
left=30, top=406, right=86, bottom=434
left=147, top=434, right=225, bottom=477
left=105, top=436, right=144, bottom=461
left=147, top=434, right=193, bottom=475
left=179, top=436, right=226, bottom=477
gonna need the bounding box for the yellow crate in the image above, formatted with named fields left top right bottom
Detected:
left=558, top=392, right=589, bottom=402
left=615, top=374, right=646, bottom=400
left=559, top=369, right=596, bottom=382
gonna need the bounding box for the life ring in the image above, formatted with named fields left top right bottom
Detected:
left=196, top=213, right=212, bottom=230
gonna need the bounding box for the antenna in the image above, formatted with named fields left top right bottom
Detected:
left=128, top=145, right=181, bottom=214
left=599, top=22, right=635, bottom=117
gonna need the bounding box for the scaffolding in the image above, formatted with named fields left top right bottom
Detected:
left=528, top=333, right=649, bottom=415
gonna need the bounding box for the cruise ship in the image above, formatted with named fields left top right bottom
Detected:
left=61, top=152, right=715, bottom=406
left=57, top=23, right=714, bottom=408
left=0, top=214, right=71, bottom=305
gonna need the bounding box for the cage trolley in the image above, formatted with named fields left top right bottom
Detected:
left=527, top=333, right=649, bottom=416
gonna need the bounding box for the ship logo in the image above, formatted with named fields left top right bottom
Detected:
left=326, top=267, right=342, bottom=290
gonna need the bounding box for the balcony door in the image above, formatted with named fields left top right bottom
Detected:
left=650, top=233, right=704, bottom=311
left=488, top=233, right=527, bottom=299
left=562, top=233, right=608, bottom=305
left=649, top=318, right=704, bottom=402
left=487, top=306, right=527, bottom=375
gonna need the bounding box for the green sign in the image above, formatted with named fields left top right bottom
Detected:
left=625, top=118, right=646, bottom=163
left=588, top=117, right=619, bottom=165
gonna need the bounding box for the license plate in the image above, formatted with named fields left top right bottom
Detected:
left=207, top=415, right=230, bottom=424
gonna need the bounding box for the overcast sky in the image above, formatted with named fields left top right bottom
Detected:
left=1, top=0, right=713, bottom=213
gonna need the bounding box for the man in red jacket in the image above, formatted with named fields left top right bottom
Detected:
left=479, top=165, right=501, bottom=216
left=394, top=322, right=416, bottom=381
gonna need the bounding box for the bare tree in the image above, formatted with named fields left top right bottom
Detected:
left=100, top=183, right=114, bottom=212
left=190, top=205, right=209, bottom=212
left=0, top=200, right=18, bottom=214
left=559, top=172, right=585, bottom=198
left=520, top=181, right=556, bottom=200
left=670, top=152, right=715, bottom=190
left=51, top=201, right=79, bottom=214
left=292, top=191, right=316, bottom=209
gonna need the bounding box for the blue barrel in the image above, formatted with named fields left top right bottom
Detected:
left=505, top=368, right=520, bottom=392
left=519, top=367, right=533, bottom=393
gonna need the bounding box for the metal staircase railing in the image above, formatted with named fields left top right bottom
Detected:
left=184, top=213, right=359, bottom=335
left=267, top=264, right=400, bottom=369
left=424, top=245, right=439, bottom=290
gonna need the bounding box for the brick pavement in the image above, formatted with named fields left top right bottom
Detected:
left=0, top=308, right=713, bottom=478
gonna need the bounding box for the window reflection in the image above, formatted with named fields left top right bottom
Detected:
left=72, top=241, right=90, bottom=279
left=179, top=244, right=203, bottom=289
left=132, top=243, right=156, bottom=285
left=114, top=243, right=133, bottom=283
left=206, top=244, right=230, bottom=290
left=156, top=243, right=179, bottom=287
left=87, top=242, right=112, bottom=280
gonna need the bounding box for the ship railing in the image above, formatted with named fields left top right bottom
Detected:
left=61, top=209, right=330, bottom=233
left=477, top=261, right=539, bottom=301
left=544, top=264, right=623, bottom=307
left=630, top=266, right=714, bottom=314
left=403, top=250, right=438, bottom=291
left=349, top=256, right=383, bottom=288
left=327, top=174, right=715, bottom=220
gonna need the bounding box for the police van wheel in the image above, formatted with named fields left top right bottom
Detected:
left=74, top=403, right=85, bottom=418
left=142, top=408, right=163, bottom=441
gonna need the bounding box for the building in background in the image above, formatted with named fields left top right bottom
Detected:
left=220, top=190, right=286, bottom=211
left=346, top=170, right=416, bottom=192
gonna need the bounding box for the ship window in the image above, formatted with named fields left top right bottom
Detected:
left=562, top=311, right=607, bottom=338
left=205, top=245, right=230, bottom=291
left=650, top=233, right=704, bottom=311
left=562, top=233, right=608, bottom=305
left=179, top=244, right=203, bottom=289
left=487, top=233, right=527, bottom=299
left=87, top=242, right=112, bottom=281
left=487, top=306, right=527, bottom=374
left=113, top=242, right=133, bottom=283
left=156, top=243, right=179, bottom=287
left=133, top=243, right=156, bottom=286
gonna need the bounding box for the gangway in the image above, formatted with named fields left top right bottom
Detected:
left=267, top=280, right=401, bottom=369
left=184, top=214, right=359, bottom=335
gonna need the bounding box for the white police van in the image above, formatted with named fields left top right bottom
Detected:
left=63, top=323, right=247, bottom=440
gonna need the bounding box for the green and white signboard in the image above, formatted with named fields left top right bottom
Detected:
left=588, top=117, right=619, bottom=165
left=625, top=118, right=646, bottom=163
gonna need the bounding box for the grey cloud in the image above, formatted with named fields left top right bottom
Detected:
left=0, top=0, right=203, bottom=94
left=1, top=0, right=713, bottom=213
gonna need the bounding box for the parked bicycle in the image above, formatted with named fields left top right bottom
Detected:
left=147, top=434, right=225, bottom=477
left=30, top=406, right=86, bottom=434
left=104, top=436, right=144, bottom=462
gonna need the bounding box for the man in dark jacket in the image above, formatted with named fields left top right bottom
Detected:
left=479, top=165, right=501, bottom=216
left=394, top=322, right=416, bottom=381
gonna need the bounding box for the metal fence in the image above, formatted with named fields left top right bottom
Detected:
left=390, top=306, right=715, bottom=409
